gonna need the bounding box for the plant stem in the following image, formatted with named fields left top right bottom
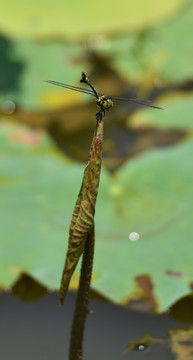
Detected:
left=69, top=225, right=95, bottom=360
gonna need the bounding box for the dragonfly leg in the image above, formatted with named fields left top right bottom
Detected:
left=96, top=109, right=105, bottom=120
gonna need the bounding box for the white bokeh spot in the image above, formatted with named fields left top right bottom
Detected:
left=129, top=232, right=140, bottom=241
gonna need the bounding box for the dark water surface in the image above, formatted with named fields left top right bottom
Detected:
left=0, top=292, right=183, bottom=360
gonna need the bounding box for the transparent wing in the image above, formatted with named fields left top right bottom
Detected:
left=45, top=80, right=97, bottom=97
left=106, top=95, right=163, bottom=110
left=45, top=80, right=163, bottom=110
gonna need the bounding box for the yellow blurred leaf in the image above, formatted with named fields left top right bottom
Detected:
left=0, top=0, right=186, bottom=39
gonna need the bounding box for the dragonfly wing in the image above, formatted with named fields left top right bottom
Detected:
left=106, top=95, right=163, bottom=110
left=45, top=80, right=162, bottom=109
left=45, top=80, right=97, bottom=97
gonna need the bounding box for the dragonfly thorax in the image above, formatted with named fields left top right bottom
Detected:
left=96, top=96, right=114, bottom=110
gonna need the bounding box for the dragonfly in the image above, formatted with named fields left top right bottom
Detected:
left=45, top=73, right=162, bottom=118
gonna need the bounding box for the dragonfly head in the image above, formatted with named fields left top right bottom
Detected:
left=96, top=96, right=114, bottom=110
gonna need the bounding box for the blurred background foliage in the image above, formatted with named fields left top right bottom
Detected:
left=0, top=0, right=193, bottom=312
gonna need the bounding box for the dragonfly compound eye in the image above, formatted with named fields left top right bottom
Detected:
left=106, top=99, right=114, bottom=109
